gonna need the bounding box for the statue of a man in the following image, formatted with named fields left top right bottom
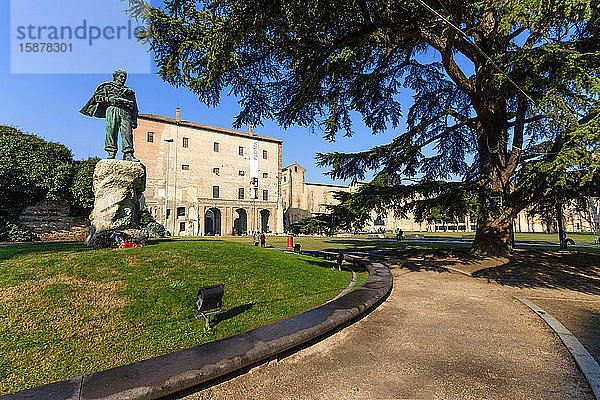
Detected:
left=80, top=69, right=140, bottom=161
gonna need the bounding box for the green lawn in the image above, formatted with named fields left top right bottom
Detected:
left=256, top=231, right=596, bottom=246
left=198, top=235, right=472, bottom=251
left=0, top=240, right=351, bottom=394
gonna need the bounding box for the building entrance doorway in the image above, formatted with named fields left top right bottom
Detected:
left=233, top=208, right=248, bottom=235
left=260, top=209, right=270, bottom=233
left=204, top=208, right=221, bottom=235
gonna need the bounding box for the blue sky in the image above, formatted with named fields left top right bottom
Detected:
left=1, top=0, right=414, bottom=185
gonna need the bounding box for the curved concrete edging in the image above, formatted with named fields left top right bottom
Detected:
left=515, top=296, right=600, bottom=399
left=3, top=251, right=392, bottom=400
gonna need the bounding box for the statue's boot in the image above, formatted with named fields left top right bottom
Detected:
left=125, top=153, right=140, bottom=162
left=107, top=152, right=116, bottom=159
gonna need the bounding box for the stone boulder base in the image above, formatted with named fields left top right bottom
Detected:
left=86, top=159, right=148, bottom=247
left=142, top=221, right=169, bottom=239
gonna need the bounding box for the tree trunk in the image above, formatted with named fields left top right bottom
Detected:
left=472, top=108, right=514, bottom=256
left=556, top=202, right=567, bottom=249
left=471, top=217, right=514, bottom=255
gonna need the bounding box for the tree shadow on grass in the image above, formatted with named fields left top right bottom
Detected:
left=0, top=242, right=91, bottom=262
left=0, top=240, right=167, bottom=262
left=211, top=303, right=254, bottom=327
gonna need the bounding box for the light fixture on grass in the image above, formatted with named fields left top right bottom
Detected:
left=194, top=284, right=224, bottom=329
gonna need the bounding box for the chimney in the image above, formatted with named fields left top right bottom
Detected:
left=176, top=107, right=180, bottom=122
left=249, top=124, right=254, bottom=136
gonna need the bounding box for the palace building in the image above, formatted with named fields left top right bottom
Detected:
left=133, top=109, right=283, bottom=236
left=134, top=109, right=600, bottom=236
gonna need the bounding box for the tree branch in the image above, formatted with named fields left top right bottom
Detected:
left=507, top=115, right=544, bottom=127
left=504, top=98, right=528, bottom=179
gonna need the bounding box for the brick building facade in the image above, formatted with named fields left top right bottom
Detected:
left=133, top=110, right=283, bottom=236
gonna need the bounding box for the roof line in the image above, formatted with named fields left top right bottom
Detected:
left=138, top=114, right=282, bottom=143
left=305, top=182, right=351, bottom=189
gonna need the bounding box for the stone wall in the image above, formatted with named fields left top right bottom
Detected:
left=19, top=199, right=89, bottom=241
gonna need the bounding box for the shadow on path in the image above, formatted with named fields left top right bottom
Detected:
left=371, top=248, right=600, bottom=295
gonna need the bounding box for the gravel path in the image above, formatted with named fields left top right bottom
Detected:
left=167, top=257, right=593, bottom=399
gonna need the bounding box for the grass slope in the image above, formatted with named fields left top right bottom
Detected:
left=0, top=240, right=350, bottom=394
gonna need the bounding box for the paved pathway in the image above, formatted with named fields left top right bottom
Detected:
left=168, top=255, right=594, bottom=399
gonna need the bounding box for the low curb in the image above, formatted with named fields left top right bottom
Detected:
left=3, top=251, right=392, bottom=400
left=515, top=296, right=600, bottom=399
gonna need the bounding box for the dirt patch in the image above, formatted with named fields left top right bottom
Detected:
left=529, top=298, right=600, bottom=364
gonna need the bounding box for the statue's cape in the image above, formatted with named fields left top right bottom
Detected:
left=79, top=82, right=113, bottom=119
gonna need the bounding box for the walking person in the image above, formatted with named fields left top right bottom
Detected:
left=396, top=228, right=403, bottom=241
left=253, top=231, right=259, bottom=246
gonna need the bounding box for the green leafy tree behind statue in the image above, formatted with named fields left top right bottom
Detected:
left=0, top=126, right=98, bottom=241
left=0, top=126, right=74, bottom=240
left=129, top=0, right=600, bottom=254
left=71, top=157, right=100, bottom=214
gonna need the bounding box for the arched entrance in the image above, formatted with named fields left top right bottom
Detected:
left=233, top=208, right=248, bottom=235
left=260, top=209, right=270, bottom=233
left=204, top=208, right=222, bottom=236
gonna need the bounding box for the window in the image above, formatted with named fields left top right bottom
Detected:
left=239, top=170, right=245, bottom=176
left=294, top=166, right=298, bottom=172
left=238, top=188, right=245, bottom=199
left=212, top=186, right=219, bottom=199
left=179, top=222, right=186, bottom=231
left=283, top=176, right=286, bottom=182
left=262, top=172, right=268, bottom=178
left=239, top=146, right=244, bottom=156
left=166, top=209, right=171, bottom=219
left=182, top=137, right=189, bottom=148
left=263, top=190, right=268, bottom=201
left=147, top=132, right=154, bottom=143
left=182, top=164, right=190, bottom=170
left=214, top=142, right=219, bottom=152
left=177, top=207, right=185, bottom=217
left=262, top=150, right=267, bottom=159
left=213, top=167, right=220, bottom=175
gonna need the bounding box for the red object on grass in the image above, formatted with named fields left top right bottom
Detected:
left=113, top=234, right=142, bottom=248
left=287, top=235, right=293, bottom=249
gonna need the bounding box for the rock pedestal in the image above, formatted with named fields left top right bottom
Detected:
left=86, top=159, right=148, bottom=247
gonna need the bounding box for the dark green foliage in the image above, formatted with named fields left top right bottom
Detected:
left=129, top=0, right=600, bottom=253
left=0, top=125, right=73, bottom=208
left=0, top=222, right=36, bottom=243
left=70, top=157, right=100, bottom=215
left=139, top=209, right=156, bottom=226
left=289, top=214, right=331, bottom=235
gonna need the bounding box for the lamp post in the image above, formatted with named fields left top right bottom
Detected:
left=164, top=138, right=174, bottom=232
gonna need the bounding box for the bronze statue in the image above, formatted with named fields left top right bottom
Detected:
left=80, top=69, right=140, bottom=161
